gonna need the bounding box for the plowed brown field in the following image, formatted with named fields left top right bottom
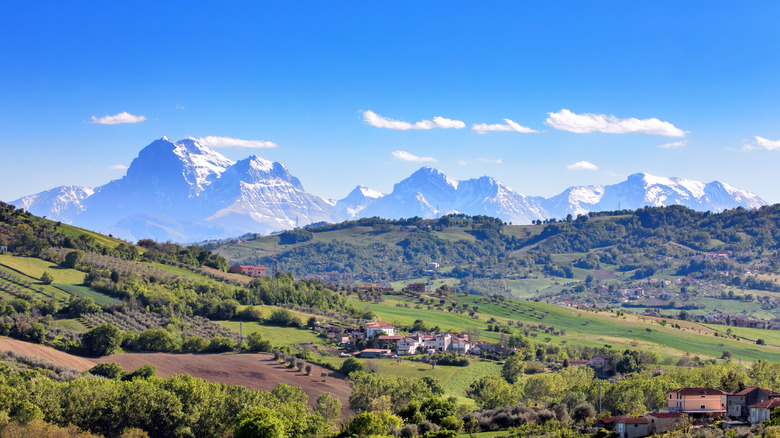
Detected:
left=0, top=337, right=351, bottom=414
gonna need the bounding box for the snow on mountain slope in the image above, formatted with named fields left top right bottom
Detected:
left=358, top=168, right=547, bottom=224
left=11, top=186, right=94, bottom=223
left=202, top=155, right=340, bottom=234
left=8, top=136, right=768, bottom=242
left=336, top=185, right=385, bottom=218
left=542, top=173, right=766, bottom=218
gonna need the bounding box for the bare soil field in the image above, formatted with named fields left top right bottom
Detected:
left=0, top=337, right=95, bottom=370
left=0, top=337, right=352, bottom=415
left=95, top=352, right=352, bottom=412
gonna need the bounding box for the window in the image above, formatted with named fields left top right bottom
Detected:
left=701, top=405, right=706, bottom=409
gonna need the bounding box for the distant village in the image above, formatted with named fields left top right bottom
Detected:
left=323, top=319, right=780, bottom=437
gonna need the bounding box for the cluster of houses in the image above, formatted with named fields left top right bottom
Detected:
left=702, top=312, right=780, bottom=330
left=316, top=320, right=512, bottom=359
left=598, top=386, right=780, bottom=437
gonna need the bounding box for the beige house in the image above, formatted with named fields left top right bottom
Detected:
left=647, top=412, right=685, bottom=434
left=667, top=388, right=726, bottom=415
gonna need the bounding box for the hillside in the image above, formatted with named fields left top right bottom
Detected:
left=206, top=206, right=780, bottom=323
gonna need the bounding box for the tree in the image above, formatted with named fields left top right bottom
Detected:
left=343, top=411, right=402, bottom=438
left=89, top=362, right=125, bottom=379
left=572, top=403, right=596, bottom=423
left=66, top=296, right=101, bottom=316
left=314, top=392, right=342, bottom=421
left=40, top=271, right=54, bottom=285
left=235, top=406, right=286, bottom=438
left=64, top=250, right=84, bottom=268
left=501, top=354, right=526, bottom=384
left=340, top=357, right=366, bottom=376
left=466, top=375, right=520, bottom=409
left=137, top=329, right=178, bottom=352
left=81, top=324, right=122, bottom=356
left=181, top=336, right=208, bottom=353
left=123, top=364, right=157, bottom=380
left=246, top=332, right=272, bottom=352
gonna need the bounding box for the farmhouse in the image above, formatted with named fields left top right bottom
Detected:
left=587, top=354, right=615, bottom=374
left=396, top=337, right=422, bottom=355
left=666, top=387, right=726, bottom=416
left=748, top=398, right=780, bottom=424
left=647, top=412, right=686, bottom=434
left=365, top=321, right=395, bottom=337
left=726, top=387, right=780, bottom=420
left=228, top=265, right=267, bottom=277
left=615, top=417, right=649, bottom=438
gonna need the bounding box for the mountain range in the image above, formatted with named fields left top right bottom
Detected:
left=11, top=137, right=767, bottom=242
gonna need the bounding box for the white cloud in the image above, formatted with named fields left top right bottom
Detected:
left=90, top=112, right=147, bottom=125
left=176, top=104, right=185, bottom=110
left=195, top=136, right=277, bottom=149
left=472, top=119, right=537, bottom=134
left=456, top=160, right=469, bottom=166
left=392, top=150, right=437, bottom=162
left=754, top=136, right=780, bottom=151
left=363, top=110, right=465, bottom=130
left=432, top=116, right=466, bottom=129
left=546, top=109, right=686, bottom=137
left=567, top=161, right=599, bottom=170
left=108, top=164, right=128, bottom=171
left=658, top=140, right=688, bottom=149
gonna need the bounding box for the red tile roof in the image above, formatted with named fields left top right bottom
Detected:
left=749, top=399, right=780, bottom=410
left=648, top=412, right=684, bottom=419
left=673, top=387, right=725, bottom=396
left=365, top=322, right=394, bottom=328
left=618, top=417, right=649, bottom=424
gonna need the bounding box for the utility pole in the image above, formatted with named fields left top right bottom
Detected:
left=598, top=380, right=603, bottom=413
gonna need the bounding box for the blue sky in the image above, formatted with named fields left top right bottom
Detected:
left=2, top=2, right=779, bottom=203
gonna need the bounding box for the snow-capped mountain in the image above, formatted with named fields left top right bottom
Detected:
left=12, top=185, right=94, bottom=223
left=359, top=167, right=548, bottom=224
left=11, top=137, right=339, bottom=241
left=541, top=173, right=766, bottom=219
left=202, top=155, right=340, bottom=235
left=9, top=137, right=768, bottom=242
left=81, top=137, right=236, bottom=231
left=335, top=185, right=384, bottom=219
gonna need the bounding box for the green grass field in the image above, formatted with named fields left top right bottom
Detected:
left=704, top=324, right=780, bottom=345
left=54, top=284, right=117, bottom=306
left=54, top=223, right=129, bottom=249
left=348, top=293, right=780, bottom=362
left=216, top=320, right=325, bottom=346
left=53, top=318, right=90, bottom=332
left=371, top=356, right=501, bottom=400
left=0, top=255, right=85, bottom=284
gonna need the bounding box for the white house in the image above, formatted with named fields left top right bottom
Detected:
left=397, top=337, right=421, bottom=355
left=451, top=334, right=470, bottom=354
left=365, top=321, right=395, bottom=337
left=749, top=399, right=780, bottom=424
